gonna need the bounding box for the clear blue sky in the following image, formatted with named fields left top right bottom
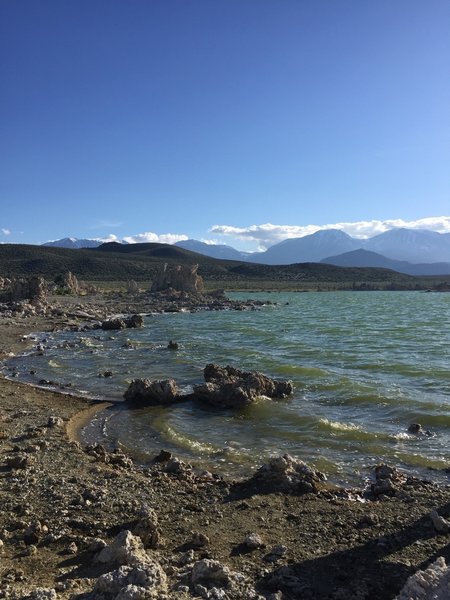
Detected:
left=1, top=0, right=449, bottom=250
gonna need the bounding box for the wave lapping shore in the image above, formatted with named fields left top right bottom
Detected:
left=1, top=293, right=450, bottom=599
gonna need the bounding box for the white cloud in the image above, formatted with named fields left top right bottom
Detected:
left=200, top=238, right=221, bottom=245
left=123, top=231, right=189, bottom=245
left=99, top=234, right=120, bottom=243
left=1, top=228, right=11, bottom=236
left=211, top=216, right=450, bottom=250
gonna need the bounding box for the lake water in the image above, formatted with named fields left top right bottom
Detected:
left=4, top=291, right=450, bottom=485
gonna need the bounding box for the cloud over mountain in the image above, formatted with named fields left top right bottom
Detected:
left=122, top=231, right=189, bottom=245
left=211, top=216, right=450, bottom=250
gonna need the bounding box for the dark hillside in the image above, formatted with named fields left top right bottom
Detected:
left=0, top=243, right=444, bottom=290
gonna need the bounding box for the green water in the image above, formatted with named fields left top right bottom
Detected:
left=5, top=291, right=450, bottom=484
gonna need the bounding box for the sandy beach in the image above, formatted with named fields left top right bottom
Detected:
left=1, top=297, right=450, bottom=599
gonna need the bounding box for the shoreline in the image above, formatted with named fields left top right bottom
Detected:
left=1, top=297, right=450, bottom=599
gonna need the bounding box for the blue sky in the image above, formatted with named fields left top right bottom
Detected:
left=1, top=0, right=449, bottom=250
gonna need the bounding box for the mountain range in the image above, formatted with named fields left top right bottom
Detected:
left=43, top=228, right=450, bottom=275
left=43, top=237, right=105, bottom=249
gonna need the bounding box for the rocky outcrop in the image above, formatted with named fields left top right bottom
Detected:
left=124, top=378, right=179, bottom=405
left=3, top=276, right=47, bottom=303
left=0, top=277, right=11, bottom=290
left=396, top=556, right=450, bottom=600
left=126, top=279, right=139, bottom=294
left=132, top=508, right=161, bottom=548
left=61, top=271, right=79, bottom=294
left=190, top=558, right=264, bottom=599
left=151, top=263, right=204, bottom=294
left=192, top=363, right=293, bottom=408
left=93, top=530, right=168, bottom=598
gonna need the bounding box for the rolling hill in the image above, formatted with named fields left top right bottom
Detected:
left=0, top=242, right=432, bottom=290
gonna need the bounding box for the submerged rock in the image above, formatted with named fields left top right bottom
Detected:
left=124, top=378, right=179, bottom=405
left=193, top=363, right=293, bottom=408
left=408, top=423, right=432, bottom=436
left=102, top=314, right=144, bottom=330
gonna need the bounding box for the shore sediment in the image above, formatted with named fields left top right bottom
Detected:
left=0, top=295, right=449, bottom=599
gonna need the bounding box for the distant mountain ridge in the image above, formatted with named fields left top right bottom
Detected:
left=175, top=239, right=246, bottom=261
left=43, top=237, right=103, bottom=249
left=249, top=230, right=361, bottom=264
left=321, top=248, right=450, bottom=276
left=42, top=228, right=450, bottom=275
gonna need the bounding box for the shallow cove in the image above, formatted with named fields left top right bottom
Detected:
left=4, top=291, right=450, bottom=485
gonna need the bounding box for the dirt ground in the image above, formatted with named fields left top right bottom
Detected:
left=0, top=297, right=449, bottom=599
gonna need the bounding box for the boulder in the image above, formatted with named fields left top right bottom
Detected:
left=96, top=530, right=148, bottom=567
left=102, top=318, right=127, bottom=330
left=125, top=314, right=144, bottom=328
left=102, top=314, right=143, bottom=330
left=191, top=559, right=233, bottom=588
left=124, top=378, right=179, bottom=405
left=248, top=454, right=326, bottom=494
left=193, top=363, right=293, bottom=408
left=430, top=510, right=450, bottom=533
left=93, top=531, right=167, bottom=598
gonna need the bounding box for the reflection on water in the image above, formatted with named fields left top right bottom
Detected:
left=4, top=291, right=450, bottom=484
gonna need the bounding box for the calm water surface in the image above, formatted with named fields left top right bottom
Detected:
left=5, top=291, right=450, bottom=484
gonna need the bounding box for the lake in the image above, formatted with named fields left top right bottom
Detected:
left=5, top=291, right=450, bottom=485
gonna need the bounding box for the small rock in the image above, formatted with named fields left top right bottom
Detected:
left=153, top=449, right=172, bottom=463
left=87, top=538, right=107, bottom=552
left=164, top=457, right=188, bottom=475
left=244, top=533, right=264, bottom=549
left=358, top=513, right=379, bottom=528
left=47, top=416, right=64, bottom=428
left=430, top=510, right=450, bottom=533
left=67, top=541, right=78, bottom=554
left=24, top=521, right=47, bottom=545
left=25, top=544, right=37, bottom=556
left=188, top=531, right=210, bottom=549
left=191, top=559, right=232, bottom=587
left=265, top=544, right=287, bottom=563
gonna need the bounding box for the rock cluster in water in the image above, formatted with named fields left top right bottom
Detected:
left=123, top=364, right=293, bottom=408
left=101, top=314, right=144, bottom=330
left=193, top=364, right=294, bottom=408
left=123, top=378, right=179, bottom=405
